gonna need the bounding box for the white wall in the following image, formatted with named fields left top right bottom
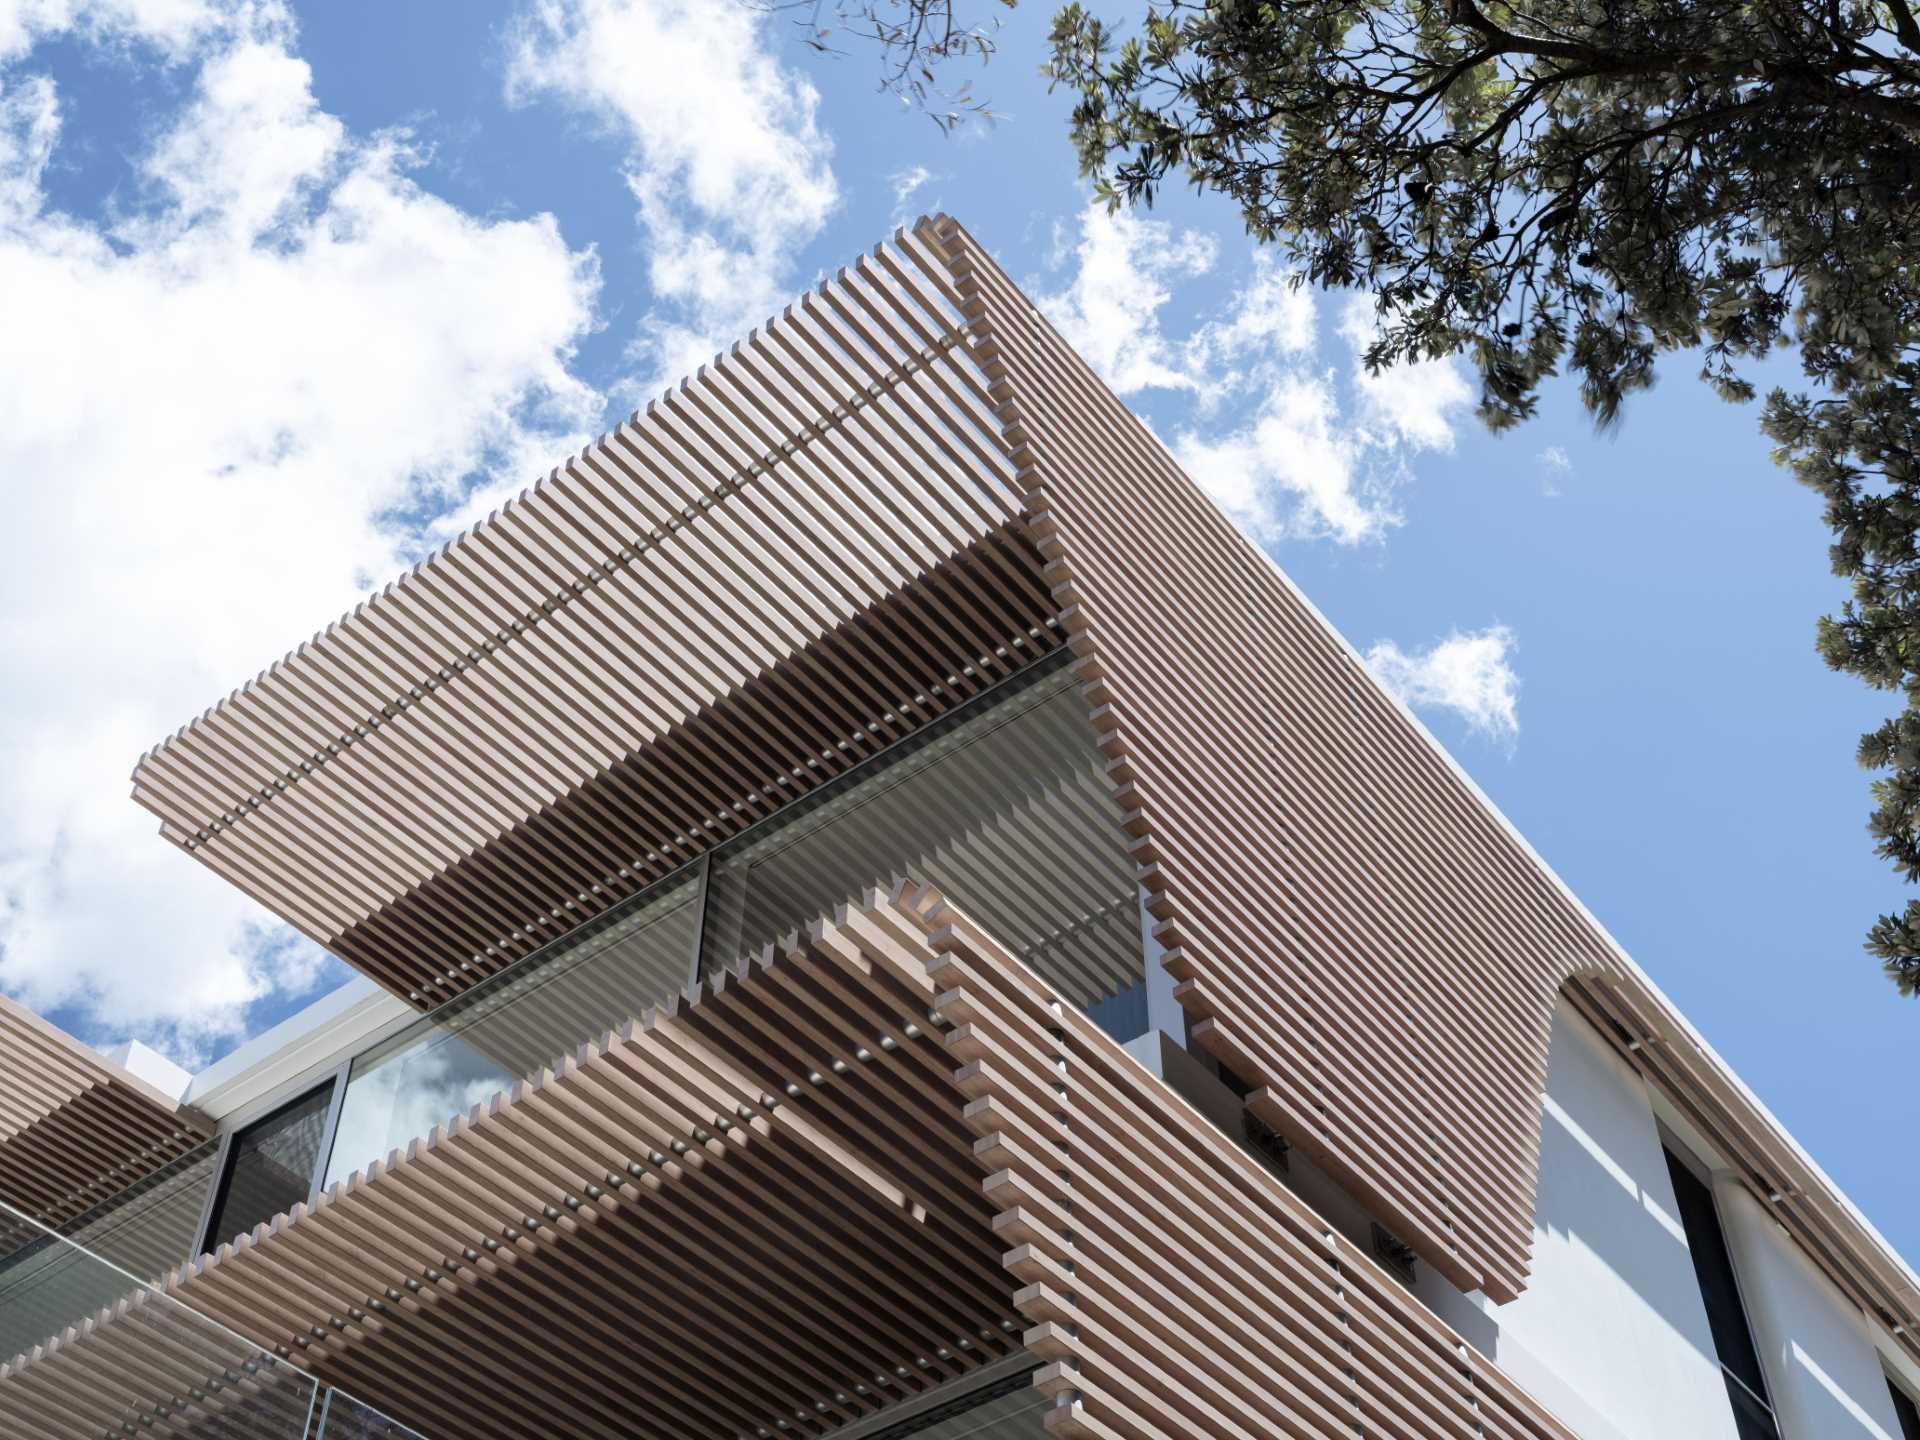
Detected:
left=1399, top=999, right=1920, bottom=1440
left=1719, top=1179, right=1909, bottom=1439
left=1412, top=1001, right=1741, bottom=1440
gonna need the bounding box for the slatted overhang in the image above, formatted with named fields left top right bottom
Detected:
left=0, top=886, right=1580, bottom=1440
left=132, top=208, right=1919, bottom=1362
left=0, top=998, right=212, bottom=1247
left=133, top=248, right=1054, bottom=1006
left=917, top=213, right=1920, bottom=1354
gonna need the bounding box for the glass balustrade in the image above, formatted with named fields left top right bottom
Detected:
left=0, top=1198, right=319, bottom=1440
left=321, top=871, right=702, bottom=1189
left=0, top=1137, right=219, bottom=1299
left=699, top=660, right=1144, bottom=1016
left=3, top=659, right=1120, bottom=1440
left=316, top=653, right=1144, bottom=1194
left=837, top=1364, right=1051, bottom=1438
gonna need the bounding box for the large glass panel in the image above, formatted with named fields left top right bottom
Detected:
left=843, top=1368, right=1050, bottom=1439
left=0, top=1199, right=317, bottom=1440
left=205, top=1084, right=334, bottom=1254
left=700, top=661, right=1143, bottom=1021
left=0, top=1138, right=220, bottom=1290
left=314, top=1387, right=431, bottom=1439
left=319, top=656, right=1141, bottom=1192
left=322, top=873, right=700, bottom=1189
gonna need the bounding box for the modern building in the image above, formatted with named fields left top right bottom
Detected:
left=2, top=213, right=1917, bottom=1440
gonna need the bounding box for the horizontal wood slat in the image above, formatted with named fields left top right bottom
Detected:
left=0, top=998, right=212, bottom=1246
left=917, top=889, right=1576, bottom=1440
left=124, top=208, right=1916, bottom=1391
left=132, top=253, right=1057, bottom=1006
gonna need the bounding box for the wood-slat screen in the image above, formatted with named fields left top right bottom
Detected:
left=0, top=998, right=212, bottom=1242
left=0, top=887, right=1579, bottom=1440
left=913, top=213, right=1920, bottom=1346
left=125, top=211, right=1918, bottom=1352
left=131, top=255, right=1058, bottom=1006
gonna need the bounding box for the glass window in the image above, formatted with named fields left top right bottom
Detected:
left=1663, top=1146, right=1781, bottom=1440
left=1890, top=1374, right=1920, bottom=1440
left=321, top=873, right=700, bottom=1190
left=204, top=1084, right=334, bottom=1253
left=700, top=662, right=1143, bottom=1029
left=857, top=1369, right=1048, bottom=1438
left=315, top=655, right=1144, bottom=1197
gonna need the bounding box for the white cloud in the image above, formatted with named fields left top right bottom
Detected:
left=1186, top=249, right=1314, bottom=385
left=1036, top=201, right=1217, bottom=395
left=891, top=163, right=930, bottom=206
left=1366, top=627, right=1521, bottom=744
left=1537, top=443, right=1571, bottom=496
left=1037, top=205, right=1475, bottom=548
left=506, top=0, right=837, bottom=392
left=888, top=162, right=938, bottom=227
left=0, top=7, right=602, bottom=1063
left=1173, top=377, right=1402, bottom=546
left=1338, top=294, right=1474, bottom=451
left=0, top=0, right=227, bottom=63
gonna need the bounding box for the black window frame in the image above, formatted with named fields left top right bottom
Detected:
left=195, top=1066, right=350, bottom=1259
left=1662, top=1139, right=1782, bottom=1440
left=1889, top=1369, right=1920, bottom=1440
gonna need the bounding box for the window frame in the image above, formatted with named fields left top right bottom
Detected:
left=193, top=1062, right=351, bottom=1260
left=1888, top=1367, right=1920, bottom=1440
left=1660, top=1130, right=1782, bottom=1439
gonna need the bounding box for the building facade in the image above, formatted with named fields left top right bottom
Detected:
left=2, top=214, right=1917, bottom=1440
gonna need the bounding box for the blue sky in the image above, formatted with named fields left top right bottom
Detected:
left=0, top=0, right=1909, bottom=1262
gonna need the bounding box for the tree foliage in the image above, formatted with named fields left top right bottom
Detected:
left=752, top=0, right=1015, bottom=127
left=815, top=0, right=1920, bottom=994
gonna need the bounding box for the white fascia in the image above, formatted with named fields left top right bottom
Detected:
left=182, top=977, right=413, bottom=1128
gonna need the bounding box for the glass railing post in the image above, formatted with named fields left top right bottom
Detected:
left=687, top=850, right=715, bottom=992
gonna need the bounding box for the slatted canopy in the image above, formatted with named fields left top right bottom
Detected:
left=132, top=211, right=1919, bottom=1368
left=0, top=888, right=1579, bottom=1440
left=0, top=997, right=212, bottom=1249
left=132, top=257, right=1057, bottom=1007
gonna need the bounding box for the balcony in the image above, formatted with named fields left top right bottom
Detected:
left=0, top=1199, right=423, bottom=1440
left=3, top=655, right=1133, bottom=1439
left=315, top=652, right=1144, bottom=1197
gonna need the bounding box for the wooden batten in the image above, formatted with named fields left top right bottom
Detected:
left=0, top=888, right=1578, bottom=1440
left=912, top=213, right=1920, bottom=1353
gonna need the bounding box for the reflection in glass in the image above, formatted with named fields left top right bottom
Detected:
left=319, top=656, right=1146, bottom=1194
left=205, top=1084, right=334, bottom=1254
left=854, top=1368, right=1049, bottom=1438
left=701, top=662, right=1143, bottom=1019
left=0, top=1199, right=317, bottom=1439
left=322, top=875, right=699, bottom=1189
left=0, top=1138, right=219, bottom=1293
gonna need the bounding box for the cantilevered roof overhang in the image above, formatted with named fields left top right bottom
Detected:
left=132, top=213, right=1920, bottom=1364
left=132, top=244, right=1056, bottom=1009
left=0, top=888, right=1580, bottom=1440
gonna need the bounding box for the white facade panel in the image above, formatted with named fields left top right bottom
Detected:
left=1414, top=1002, right=1738, bottom=1439
left=1720, top=1178, right=1909, bottom=1439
